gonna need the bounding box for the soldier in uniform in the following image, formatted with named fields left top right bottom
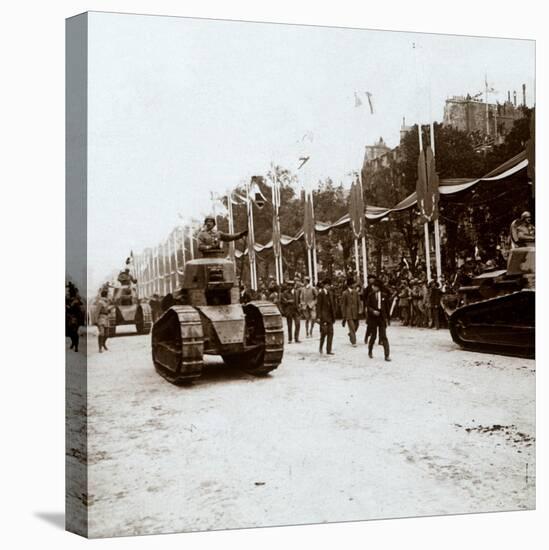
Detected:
left=280, top=281, right=302, bottom=343
left=510, top=211, right=535, bottom=247
left=197, top=216, right=248, bottom=256
left=118, top=267, right=137, bottom=286
left=94, top=289, right=112, bottom=353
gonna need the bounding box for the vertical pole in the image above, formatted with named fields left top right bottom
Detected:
left=361, top=236, right=368, bottom=286
left=312, top=241, right=318, bottom=285
left=162, top=242, right=167, bottom=295
left=172, top=230, right=179, bottom=288
left=147, top=249, right=152, bottom=297
left=247, top=181, right=257, bottom=291
left=354, top=239, right=360, bottom=281
left=188, top=225, right=195, bottom=260
left=419, top=124, right=432, bottom=281
left=156, top=245, right=161, bottom=294
left=227, top=193, right=236, bottom=266
left=307, top=247, right=313, bottom=282
left=431, top=122, right=442, bottom=283
left=181, top=226, right=186, bottom=267
left=271, top=178, right=280, bottom=286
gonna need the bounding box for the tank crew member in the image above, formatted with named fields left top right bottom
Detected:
left=366, top=279, right=391, bottom=361
left=510, top=211, right=535, bottom=247
left=94, top=289, right=112, bottom=353
left=118, top=267, right=137, bottom=286
left=317, top=278, right=337, bottom=355
left=197, top=216, right=248, bottom=255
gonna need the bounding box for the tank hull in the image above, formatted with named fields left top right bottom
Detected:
left=151, top=301, right=284, bottom=384
left=107, top=303, right=152, bottom=337
left=448, top=290, right=534, bottom=358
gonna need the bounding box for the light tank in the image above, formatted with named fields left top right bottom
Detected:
left=447, top=246, right=534, bottom=358
left=107, top=285, right=152, bottom=337
left=151, top=253, right=284, bottom=384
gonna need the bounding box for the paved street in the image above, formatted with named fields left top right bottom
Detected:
left=71, top=323, right=535, bottom=538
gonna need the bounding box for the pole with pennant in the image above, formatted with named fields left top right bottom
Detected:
left=246, top=179, right=258, bottom=291
left=418, top=126, right=432, bottom=281
left=227, top=192, right=236, bottom=266
left=431, top=122, right=442, bottom=283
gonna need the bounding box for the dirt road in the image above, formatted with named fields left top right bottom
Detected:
left=73, top=324, right=535, bottom=537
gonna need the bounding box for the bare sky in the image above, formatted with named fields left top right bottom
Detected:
left=86, top=12, right=534, bottom=292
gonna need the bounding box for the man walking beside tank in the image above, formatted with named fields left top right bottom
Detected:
left=366, top=279, right=391, bottom=361
left=341, top=277, right=360, bottom=347
left=299, top=276, right=318, bottom=338
left=94, top=289, right=112, bottom=353
left=317, top=279, right=336, bottom=355
left=281, top=281, right=302, bottom=344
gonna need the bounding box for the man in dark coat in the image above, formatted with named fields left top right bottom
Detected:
left=280, top=281, right=301, bottom=343
left=362, top=274, right=377, bottom=343
left=341, top=277, right=360, bottom=346
left=317, top=279, right=337, bottom=355
left=366, top=279, right=391, bottom=361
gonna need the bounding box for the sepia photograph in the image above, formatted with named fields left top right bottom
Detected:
left=65, top=10, right=535, bottom=539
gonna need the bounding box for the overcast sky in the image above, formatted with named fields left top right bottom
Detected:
left=86, top=12, right=535, bottom=292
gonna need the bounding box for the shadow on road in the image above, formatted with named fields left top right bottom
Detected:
left=178, top=361, right=272, bottom=388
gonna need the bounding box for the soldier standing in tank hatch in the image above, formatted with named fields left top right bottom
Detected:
left=197, top=216, right=248, bottom=256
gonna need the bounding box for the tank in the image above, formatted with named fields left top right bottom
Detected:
left=151, top=255, right=284, bottom=384
left=107, top=285, right=152, bottom=337
left=447, top=246, right=535, bottom=357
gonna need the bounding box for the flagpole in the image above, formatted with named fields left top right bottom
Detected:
left=188, top=225, right=195, bottom=260
left=354, top=239, right=360, bottom=281
left=431, top=122, right=442, bottom=283
left=246, top=180, right=257, bottom=291
left=172, top=230, right=179, bottom=288
left=180, top=226, right=186, bottom=267
left=147, top=249, right=152, bottom=297
left=227, top=192, right=236, bottom=266
left=418, top=125, right=432, bottom=281
left=312, top=237, right=318, bottom=285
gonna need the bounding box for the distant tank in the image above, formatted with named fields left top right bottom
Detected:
left=446, top=246, right=534, bottom=358
left=107, top=285, right=152, bottom=337
left=151, top=254, right=284, bottom=384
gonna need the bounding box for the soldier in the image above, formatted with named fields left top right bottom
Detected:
left=94, top=289, right=112, bottom=353
left=317, top=278, right=337, bottom=355
left=510, top=211, right=535, bottom=247
left=197, top=216, right=248, bottom=256
left=118, top=267, right=137, bottom=286
left=366, top=279, right=391, bottom=361
left=299, top=276, right=318, bottom=338
left=341, top=277, right=360, bottom=347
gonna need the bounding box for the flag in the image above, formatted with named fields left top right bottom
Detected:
left=303, top=188, right=315, bottom=250
left=365, top=92, right=374, bottom=114
left=348, top=176, right=365, bottom=239
left=416, top=148, right=427, bottom=220
left=424, top=145, right=439, bottom=221
left=249, top=176, right=267, bottom=209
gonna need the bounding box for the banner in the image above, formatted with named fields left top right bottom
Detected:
left=303, top=189, right=315, bottom=250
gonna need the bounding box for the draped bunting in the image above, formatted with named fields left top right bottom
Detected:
left=233, top=150, right=529, bottom=258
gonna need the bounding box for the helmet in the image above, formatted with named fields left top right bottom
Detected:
left=204, top=216, right=216, bottom=225
left=521, top=211, right=532, bottom=220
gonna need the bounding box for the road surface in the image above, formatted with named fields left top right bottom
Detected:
left=67, top=323, right=535, bottom=538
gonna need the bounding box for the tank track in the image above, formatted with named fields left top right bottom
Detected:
left=228, top=301, right=284, bottom=376
left=136, top=303, right=152, bottom=334
left=151, top=305, right=204, bottom=384
left=449, top=290, right=534, bottom=358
